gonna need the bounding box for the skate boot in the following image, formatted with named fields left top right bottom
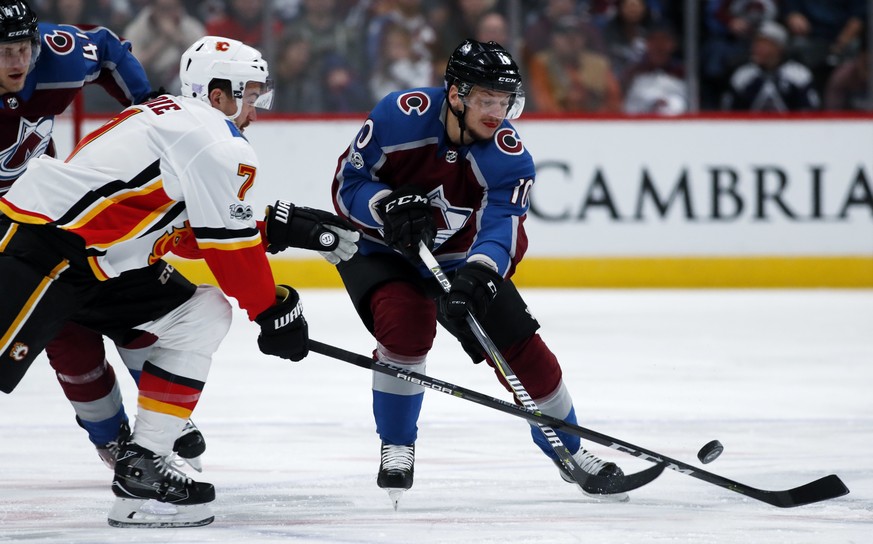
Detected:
left=376, top=443, right=414, bottom=510
left=84, top=418, right=131, bottom=470
left=109, top=441, right=215, bottom=527
left=554, top=447, right=629, bottom=502
left=173, top=419, right=206, bottom=472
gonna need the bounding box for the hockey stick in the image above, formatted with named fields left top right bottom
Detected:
left=308, top=339, right=849, bottom=507
left=417, top=243, right=629, bottom=495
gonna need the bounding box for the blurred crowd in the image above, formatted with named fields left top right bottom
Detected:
left=33, top=0, right=871, bottom=114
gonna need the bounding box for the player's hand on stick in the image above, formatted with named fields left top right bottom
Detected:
left=264, top=200, right=360, bottom=264
left=255, top=285, right=309, bottom=361
left=378, top=185, right=435, bottom=260
left=440, top=262, right=503, bottom=322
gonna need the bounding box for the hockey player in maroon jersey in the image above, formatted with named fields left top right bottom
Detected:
left=0, top=35, right=358, bottom=527
left=331, top=39, right=628, bottom=507
left=0, top=0, right=215, bottom=471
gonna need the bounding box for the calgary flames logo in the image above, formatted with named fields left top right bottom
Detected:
left=149, top=225, right=195, bottom=264
left=9, top=342, right=28, bottom=362
left=216, top=41, right=230, bottom=52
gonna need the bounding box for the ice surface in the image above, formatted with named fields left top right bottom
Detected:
left=1, top=289, right=871, bottom=543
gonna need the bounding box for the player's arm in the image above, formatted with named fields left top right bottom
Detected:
left=467, top=161, right=534, bottom=277
left=332, top=105, right=395, bottom=230
left=73, top=24, right=153, bottom=105
left=176, top=141, right=275, bottom=321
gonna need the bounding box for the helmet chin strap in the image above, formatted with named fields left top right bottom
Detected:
left=448, top=99, right=468, bottom=145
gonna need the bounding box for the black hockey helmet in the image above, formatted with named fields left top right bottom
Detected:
left=445, top=39, right=524, bottom=119
left=0, top=0, right=38, bottom=44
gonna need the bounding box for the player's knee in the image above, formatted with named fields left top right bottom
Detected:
left=156, top=285, right=232, bottom=355
left=370, top=281, right=436, bottom=358
left=189, top=285, right=232, bottom=354
left=504, top=334, right=563, bottom=399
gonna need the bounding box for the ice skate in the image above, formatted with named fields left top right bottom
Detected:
left=377, top=443, right=414, bottom=510
left=554, top=448, right=630, bottom=502
left=109, top=441, right=215, bottom=528
left=173, top=419, right=206, bottom=472
left=87, top=419, right=131, bottom=470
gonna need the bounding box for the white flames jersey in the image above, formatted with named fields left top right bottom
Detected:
left=0, top=95, right=276, bottom=319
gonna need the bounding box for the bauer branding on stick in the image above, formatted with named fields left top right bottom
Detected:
left=698, top=440, right=724, bottom=464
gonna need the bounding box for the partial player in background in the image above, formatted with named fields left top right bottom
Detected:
left=0, top=35, right=357, bottom=527
left=0, top=0, right=211, bottom=470
left=331, top=39, right=629, bottom=508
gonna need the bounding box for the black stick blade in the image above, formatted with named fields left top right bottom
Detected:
left=762, top=474, right=850, bottom=508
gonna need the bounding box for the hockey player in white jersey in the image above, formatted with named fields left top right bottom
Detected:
left=0, top=36, right=358, bottom=527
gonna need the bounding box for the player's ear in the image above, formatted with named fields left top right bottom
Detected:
left=208, top=87, right=227, bottom=109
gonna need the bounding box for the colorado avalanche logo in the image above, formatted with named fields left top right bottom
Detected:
left=43, top=29, right=76, bottom=55
left=0, top=118, right=54, bottom=182
left=397, top=91, right=430, bottom=115
left=494, top=128, right=524, bottom=156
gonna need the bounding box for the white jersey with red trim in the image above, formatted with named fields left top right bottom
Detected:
left=0, top=95, right=275, bottom=320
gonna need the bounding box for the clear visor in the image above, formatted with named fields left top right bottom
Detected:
left=0, top=40, right=34, bottom=69
left=240, top=79, right=274, bottom=110
left=462, top=90, right=525, bottom=120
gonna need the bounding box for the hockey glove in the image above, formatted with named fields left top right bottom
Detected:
left=264, top=200, right=360, bottom=264
left=441, top=263, right=504, bottom=321
left=379, top=185, right=436, bottom=260
left=255, top=285, right=309, bottom=361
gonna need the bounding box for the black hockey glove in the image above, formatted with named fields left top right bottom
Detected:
left=378, top=185, right=435, bottom=260
left=139, top=87, right=169, bottom=103
left=264, top=200, right=360, bottom=264
left=441, top=263, right=503, bottom=322
left=255, top=285, right=309, bottom=361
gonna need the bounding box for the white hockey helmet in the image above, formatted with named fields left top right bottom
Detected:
left=179, top=36, right=273, bottom=120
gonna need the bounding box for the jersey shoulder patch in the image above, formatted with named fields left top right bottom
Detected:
left=395, top=90, right=432, bottom=116
left=494, top=126, right=525, bottom=156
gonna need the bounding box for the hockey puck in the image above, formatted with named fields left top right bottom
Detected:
left=697, top=440, right=724, bottom=464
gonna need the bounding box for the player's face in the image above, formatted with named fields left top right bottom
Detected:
left=232, top=81, right=267, bottom=132
left=461, top=88, right=512, bottom=139
left=0, top=39, right=32, bottom=94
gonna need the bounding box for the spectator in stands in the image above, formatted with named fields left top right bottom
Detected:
left=38, top=0, right=103, bottom=26
left=283, top=0, right=364, bottom=70
left=601, top=0, right=652, bottom=80
left=588, top=0, right=668, bottom=27
left=430, top=0, right=499, bottom=62
left=369, top=20, right=432, bottom=100
left=474, top=9, right=509, bottom=46
left=524, top=0, right=606, bottom=61
left=123, top=0, right=205, bottom=93
left=784, top=0, right=867, bottom=96
left=272, top=32, right=325, bottom=112
left=526, top=14, right=622, bottom=113
left=700, top=0, right=781, bottom=110
left=206, top=0, right=282, bottom=51
left=823, top=34, right=871, bottom=111
left=364, top=0, right=436, bottom=78
left=622, top=21, right=687, bottom=115
left=721, top=20, right=820, bottom=111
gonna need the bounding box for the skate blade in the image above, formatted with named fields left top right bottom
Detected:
left=385, top=489, right=405, bottom=511
left=168, top=453, right=203, bottom=473
left=108, top=498, right=214, bottom=528
left=578, top=486, right=629, bottom=503
left=183, top=455, right=203, bottom=473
